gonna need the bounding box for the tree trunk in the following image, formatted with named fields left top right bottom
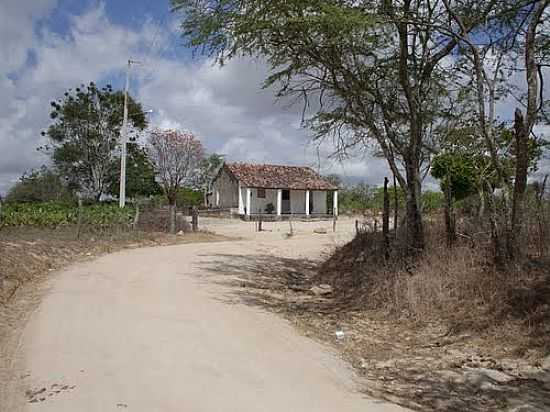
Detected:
left=167, top=193, right=177, bottom=234
left=537, top=175, right=548, bottom=257
left=486, top=186, right=505, bottom=266
left=404, top=158, right=424, bottom=253
left=478, top=186, right=485, bottom=219
left=393, top=173, right=398, bottom=237
left=508, top=109, right=529, bottom=259
left=444, top=176, right=456, bottom=247
left=383, top=177, right=390, bottom=259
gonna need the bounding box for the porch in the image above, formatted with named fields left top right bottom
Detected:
left=239, top=187, right=338, bottom=218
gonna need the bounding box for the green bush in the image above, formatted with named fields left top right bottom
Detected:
left=6, top=166, right=74, bottom=204
left=338, top=183, right=443, bottom=214
left=0, top=202, right=134, bottom=227
left=176, top=188, right=203, bottom=208
left=146, top=188, right=203, bottom=209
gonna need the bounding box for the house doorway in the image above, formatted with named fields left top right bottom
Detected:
left=282, top=189, right=291, bottom=214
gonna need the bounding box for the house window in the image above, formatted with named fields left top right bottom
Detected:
left=257, top=188, right=266, bottom=198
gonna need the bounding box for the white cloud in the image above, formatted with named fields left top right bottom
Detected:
left=0, top=0, right=57, bottom=73
left=0, top=1, right=390, bottom=195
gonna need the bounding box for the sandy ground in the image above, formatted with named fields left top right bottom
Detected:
left=3, top=217, right=409, bottom=412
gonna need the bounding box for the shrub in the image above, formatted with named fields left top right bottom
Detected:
left=5, top=167, right=74, bottom=204
left=176, top=188, right=203, bottom=208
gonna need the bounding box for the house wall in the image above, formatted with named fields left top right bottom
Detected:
left=249, top=188, right=278, bottom=214
left=311, top=191, right=328, bottom=214
left=290, top=190, right=306, bottom=214
left=212, top=168, right=239, bottom=208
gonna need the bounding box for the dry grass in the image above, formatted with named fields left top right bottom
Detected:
left=314, top=219, right=550, bottom=357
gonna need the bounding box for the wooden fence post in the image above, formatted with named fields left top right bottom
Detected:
left=76, top=198, right=83, bottom=240
left=192, top=207, right=199, bottom=232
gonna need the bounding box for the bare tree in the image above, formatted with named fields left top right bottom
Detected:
left=147, top=129, right=204, bottom=233
left=443, top=0, right=550, bottom=259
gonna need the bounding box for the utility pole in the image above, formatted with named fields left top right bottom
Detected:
left=119, top=59, right=140, bottom=208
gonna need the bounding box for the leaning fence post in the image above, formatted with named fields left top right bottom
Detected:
left=133, top=201, right=140, bottom=230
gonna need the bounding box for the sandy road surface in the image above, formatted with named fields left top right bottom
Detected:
left=5, top=219, right=408, bottom=412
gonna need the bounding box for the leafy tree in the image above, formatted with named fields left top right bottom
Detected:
left=431, top=153, right=479, bottom=202
left=41, top=82, right=147, bottom=201
left=108, top=143, right=161, bottom=199
left=5, top=166, right=74, bottom=204
left=172, top=0, right=521, bottom=252
left=196, top=153, right=225, bottom=206
left=432, top=126, right=548, bottom=208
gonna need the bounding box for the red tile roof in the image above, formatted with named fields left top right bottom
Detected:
left=224, top=162, right=337, bottom=190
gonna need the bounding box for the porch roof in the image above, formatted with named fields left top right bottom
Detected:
left=224, top=162, right=337, bottom=191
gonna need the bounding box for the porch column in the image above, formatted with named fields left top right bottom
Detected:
left=276, top=189, right=282, bottom=216
left=246, top=188, right=251, bottom=216
left=305, top=190, right=310, bottom=216
left=333, top=190, right=338, bottom=216
left=238, top=183, right=245, bottom=214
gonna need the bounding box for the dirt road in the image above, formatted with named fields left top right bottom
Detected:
left=5, top=221, right=408, bottom=411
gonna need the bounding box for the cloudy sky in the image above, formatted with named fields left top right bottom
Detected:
left=0, top=0, right=390, bottom=195
left=2, top=1, right=548, bottom=196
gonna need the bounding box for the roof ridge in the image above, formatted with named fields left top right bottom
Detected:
left=226, top=161, right=314, bottom=169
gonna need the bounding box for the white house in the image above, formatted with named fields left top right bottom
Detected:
left=211, top=162, right=338, bottom=218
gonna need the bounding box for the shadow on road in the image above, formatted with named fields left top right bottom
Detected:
left=197, top=252, right=322, bottom=312
left=197, top=251, right=550, bottom=412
